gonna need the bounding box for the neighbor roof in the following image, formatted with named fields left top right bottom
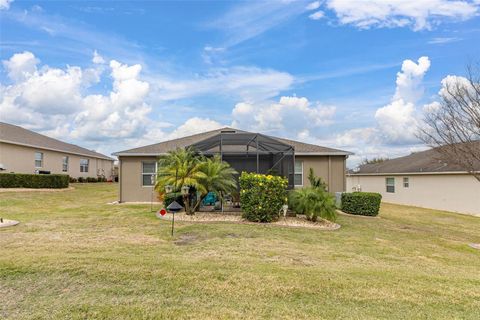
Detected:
left=113, top=127, right=352, bottom=156
left=351, top=141, right=480, bottom=175
left=0, top=122, right=114, bottom=161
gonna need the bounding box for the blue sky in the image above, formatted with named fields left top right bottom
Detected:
left=1, top=0, right=480, bottom=165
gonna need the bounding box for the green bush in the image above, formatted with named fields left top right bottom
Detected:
left=69, top=177, right=78, bottom=183
left=239, top=172, right=288, bottom=223
left=341, top=192, right=382, bottom=216
left=0, top=173, right=69, bottom=189
left=289, top=187, right=337, bottom=222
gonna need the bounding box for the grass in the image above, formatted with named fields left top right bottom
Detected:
left=1, top=183, right=480, bottom=319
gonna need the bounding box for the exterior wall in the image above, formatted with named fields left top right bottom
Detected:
left=119, top=156, right=158, bottom=202
left=294, top=155, right=347, bottom=193
left=0, top=142, right=114, bottom=179
left=347, top=174, right=480, bottom=215
left=118, top=154, right=348, bottom=202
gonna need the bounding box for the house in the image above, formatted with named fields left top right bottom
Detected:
left=112, top=127, right=353, bottom=203
left=0, top=122, right=114, bottom=180
left=347, top=143, right=480, bottom=215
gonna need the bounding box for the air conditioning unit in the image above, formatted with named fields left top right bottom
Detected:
left=0, top=163, right=5, bottom=171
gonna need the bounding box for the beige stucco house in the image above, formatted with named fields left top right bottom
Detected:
left=0, top=122, right=114, bottom=179
left=113, top=127, right=353, bottom=203
left=347, top=144, right=480, bottom=215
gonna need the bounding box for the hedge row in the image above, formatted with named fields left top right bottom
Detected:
left=341, top=192, right=382, bottom=216
left=239, top=172, right=288, bottom=223
left=0, top=173, right=69, bottom=189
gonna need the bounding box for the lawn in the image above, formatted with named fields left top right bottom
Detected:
left=1, top=183, right=479, bottom=319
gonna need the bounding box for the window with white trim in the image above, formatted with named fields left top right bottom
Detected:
left=35, top=152, right=43, bottom=168
left=386, top=177, right=395, bottom=193
left=403, top=177, right=409, bottom=188
left=142, top=162, right=156, bottom=186
left=62, top=156, right=69, bottom=172
left=294, top=160, right=303, bottom=186
left=80, top=159, right=89, bottom=172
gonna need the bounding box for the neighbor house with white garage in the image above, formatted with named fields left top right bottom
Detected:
left=347, top=143, right=480, bottom=215
left=0, top=122, right=114, bottom=179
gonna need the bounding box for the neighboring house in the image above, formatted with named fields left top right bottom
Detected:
left=113, top=127, right=353, bottom=203
left=347, top=143, right=480, bottom=215
left=0, top=122, right=114, bottom=179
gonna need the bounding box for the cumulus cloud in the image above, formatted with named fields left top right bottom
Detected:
left=3, top=51, right=39, bottom=82
left=232, top=96, right=336, bottom=139
left=324, top=0, right=478, bottom=30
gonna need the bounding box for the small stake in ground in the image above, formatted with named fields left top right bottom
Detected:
left=166, top=201, right=182, bottom=236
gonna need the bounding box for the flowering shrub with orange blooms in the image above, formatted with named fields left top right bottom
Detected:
left=239, top=172, right=288, bottom=223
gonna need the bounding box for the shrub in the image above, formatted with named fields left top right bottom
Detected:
left=86, top=177, right=97, bottom=183
left=289, top=187, right=337, bottom=222
left=69, top=177, right=78, bottom=183
left=78, top=177, right=84, bottom=183
left=239, top=172, right=288, bottom=223
left=0, top=173, right=69, bottom=189
left=341, top=192, right=382, bottom=216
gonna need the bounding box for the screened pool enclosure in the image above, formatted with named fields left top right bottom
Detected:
left=188, top=131, right=295, bottom=188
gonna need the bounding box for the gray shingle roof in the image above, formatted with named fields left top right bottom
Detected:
left=113, top=127, right=352, bottom=156
left=352, top=141, right=480, bottom=174
left=0, top=122, right=114, bottom=161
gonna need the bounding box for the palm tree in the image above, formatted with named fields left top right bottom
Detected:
left=289, top=187, right=336, bottom=222
left=155, top=148, right=206, bottom=214
left=155, top=149, right=238, bottom=215
left=194, top=156, right=238, bottom=211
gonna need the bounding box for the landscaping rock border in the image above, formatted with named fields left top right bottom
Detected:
left=336, top=209, right=380, bottom=218
left=0, top=219, right=20, bottom=228
left=156, top=211, right=340, bottom=230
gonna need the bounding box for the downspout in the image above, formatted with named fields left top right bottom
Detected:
left=256, top=134, right=259, bottom=173
left=328, top=156, right=331, bottom=192
left=119, top=157, right=122, bottom=203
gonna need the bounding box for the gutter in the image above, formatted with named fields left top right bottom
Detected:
left=113, top=151, right=353, bottom=157
left=1, top=139, right=114, bottom=161
left=347, top=171, right=476, bottom=176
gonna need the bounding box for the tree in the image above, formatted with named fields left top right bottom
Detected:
left=155, top=148, right=206, bottom=214
left=418, top=64, right=480, bottom=182
left=155, top=149, right=238, bottom=214
left=197, top=156, right=238, bottom=210
left=307, top=168, right=328, bottom=191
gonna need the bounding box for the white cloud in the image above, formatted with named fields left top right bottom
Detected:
left=92, top=50, right=105, bottom=64
left=151, top=66, right=294, bottom=102
left=232, top=96, right=336, bottom=138
left=306, top=1, right=321, bottom=10
left=0, top=0, right=13, bottom=10
left=3, top=51, right=39, bottom=82
left=325, top=0, right=478, bottom=30
left=167, top=117, right=224, bottom=140
left=428, top=37, right=462, bottom=44
left=394, top=56, right=430, bottom=103
left=309, top=10, right=325, bottom=20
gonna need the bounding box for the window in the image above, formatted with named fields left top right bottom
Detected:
left=62, top=156, right=69, bottom=172
left=142, top=162, right=156, bottom=186
left=386, top=177, right=395, bottom=193
left=35, top=152, right=43, bottom=168
left=403, top=177, right=409, bottom=188
left=80, top=159, right=89, bottom=172
left=294, top=160, right=303, bottom=186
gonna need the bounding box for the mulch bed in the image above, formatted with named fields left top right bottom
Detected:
left=156, top=211, right=340, bottom=230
